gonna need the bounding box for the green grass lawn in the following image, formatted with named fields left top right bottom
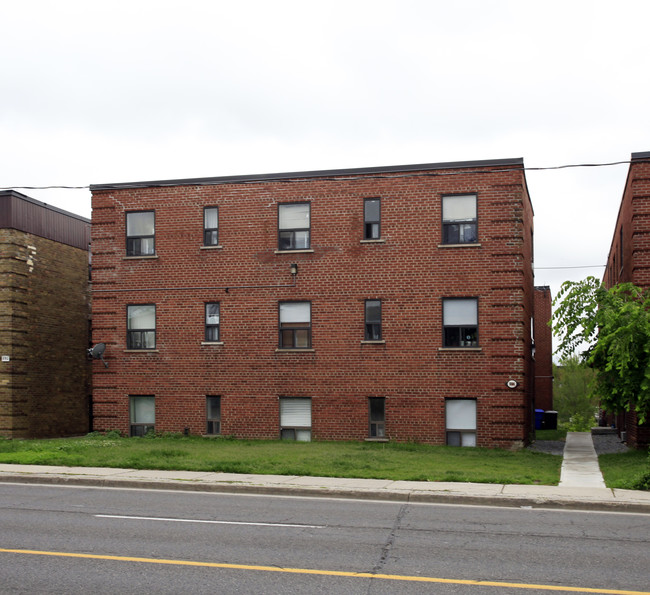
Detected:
left=599, top=449, right=650, bottom=490
left=535, top=428, right=568, bottom=441
left=0, top=433, right=563, bottom=485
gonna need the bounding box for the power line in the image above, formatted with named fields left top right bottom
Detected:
left=1, top=158, right=647, bottom=192
left=534, top=265, right=605, bottom=270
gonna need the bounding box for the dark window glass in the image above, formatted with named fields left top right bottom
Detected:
left=205, top=302, right=220, bottom=342
left=365, top=299, right=382, bottom=340
left=369, top=397, right=385, bottom=437
left=206, top=395, right=221, bottom=434
left=364, top=198, right=381, bottom=239
left=204, top=207, right=219, bottom=246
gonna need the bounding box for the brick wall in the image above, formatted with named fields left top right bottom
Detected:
left=603, top=153, right=650, bottom=447
left=91, top=160, right=535, bottom=448
left=533, top=286, right=553, bottom=411
left=0, top=228, right=91, bottom=438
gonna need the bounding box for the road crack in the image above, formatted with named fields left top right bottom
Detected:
left=370, top=503, right=408, bottom=576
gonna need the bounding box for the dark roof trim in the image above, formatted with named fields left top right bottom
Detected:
left=631, top=151, right=650, bottom=161
left=90, top=157, right=525, bottom=191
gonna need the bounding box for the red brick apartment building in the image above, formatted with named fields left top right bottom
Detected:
left=89, top=157, right=547, bottom=448
left=603, top=151, right=650, bottom=448
left=0, top=191, right=91, bottom=438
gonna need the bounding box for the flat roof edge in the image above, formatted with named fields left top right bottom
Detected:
left=631, top=151, right=650, bottom=161
left=90, top=157, right=525, bottom=191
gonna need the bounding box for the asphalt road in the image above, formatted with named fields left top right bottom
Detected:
left=0, top=483, right=648, bottom=594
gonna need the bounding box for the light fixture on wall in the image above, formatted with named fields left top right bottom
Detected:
left=290, top=263, right=298, bottom=276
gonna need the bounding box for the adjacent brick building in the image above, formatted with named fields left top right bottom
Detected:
left=603, top=151, right=650, bottom=447
left=533, top=286, right=553, bottom=412
left=89, top=157, right=546, bottom=448
left=0, top=190, right=91, bottom=438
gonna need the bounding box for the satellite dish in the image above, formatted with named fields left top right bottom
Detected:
left=506, top=379, right=518, bottom=389
left=88, top=343, right=108, bottom=368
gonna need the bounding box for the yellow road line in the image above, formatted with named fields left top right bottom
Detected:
left=1, top=547, right=647, bottom=595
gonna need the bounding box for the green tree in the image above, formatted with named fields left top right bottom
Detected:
left=552, top=277, right=650, bottom=423
left=553, top=356, right=596, bottom=430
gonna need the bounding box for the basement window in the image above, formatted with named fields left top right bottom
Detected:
left=280, top=397, right=312, bottom=441
left=130, top=395, right=155, bottom=437
left=446, top=399, right=476, bottom=447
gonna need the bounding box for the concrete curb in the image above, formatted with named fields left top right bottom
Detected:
left=1, top=471, right=649, bottom=514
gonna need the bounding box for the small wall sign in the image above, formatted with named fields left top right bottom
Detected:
left=1, top=356, right=9, bottom=362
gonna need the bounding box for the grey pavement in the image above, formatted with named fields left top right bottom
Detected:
left=0, top=432, right=648, bottom=513
left=560, top=432, right=606, bottom=488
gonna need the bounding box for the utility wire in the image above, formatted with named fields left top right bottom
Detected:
left=534, top=265, right=606, bottom=270
left=1, top=158, right=647, bottom=192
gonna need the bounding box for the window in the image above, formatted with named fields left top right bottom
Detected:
left=442, top=195, right=477, bottom=244
left=369, top=397, right=386, bottom=438
left=280, top=397, right=311, bottom=441
left=126, top=211, right=155, bottom=256
left=446, top=399, right=476, bottom=446
left=365, top=299, right=382, bottom=340
left=127, top=304, right=156, bottom=349
left=619, top=227, right=623, bottom=274
left=204, top=207, right=219, bottom=246
left=364, top=198, right=381, bottom=239
left=130, top=395, right=155, bottom=437
left=206, top=396, right=221, bottom=435
left=278, top=203, right=310, bottom=250
left=279, top=302, right=311, bottom=348
left=205, top=302, right=220, bottom=342
left=443, top=298, right=478, bottom=348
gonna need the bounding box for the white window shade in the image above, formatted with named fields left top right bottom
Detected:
left=280, top=302, right=310, bottom=323
left=443, top=299, right=477, bottom=325
left=279, top=203, right=310, bottom=229
left=127, top=212, right=154, bottom=235
left=280, top=398, right=312, bottom=427
left=442, top=195, right=476, bottom=222
left=446, top=399, right=477, bottom=430
left=128, top=305, right=155, bottom=329
left=204, top=208, right=219, bottom=228
left=206, top=304, right=219, bottom=324
left=131, top=396, right=155, bottom=424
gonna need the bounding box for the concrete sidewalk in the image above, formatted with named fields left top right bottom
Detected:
left=560, top=432, right=607, bottom=488
left=0, top=434, right=648, bottom=513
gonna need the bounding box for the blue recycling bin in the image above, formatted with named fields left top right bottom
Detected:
left=535, top=409, right=545, bottom=430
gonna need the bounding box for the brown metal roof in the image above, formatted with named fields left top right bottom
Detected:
left=0, top=190, right=90, bottom=251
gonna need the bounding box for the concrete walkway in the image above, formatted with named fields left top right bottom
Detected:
left=560, top=432, right=606, bottom=488
left=0, top=434, right=648, bottom=513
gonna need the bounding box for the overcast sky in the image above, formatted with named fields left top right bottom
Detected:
left=2, top=0, right=649, bottom=314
